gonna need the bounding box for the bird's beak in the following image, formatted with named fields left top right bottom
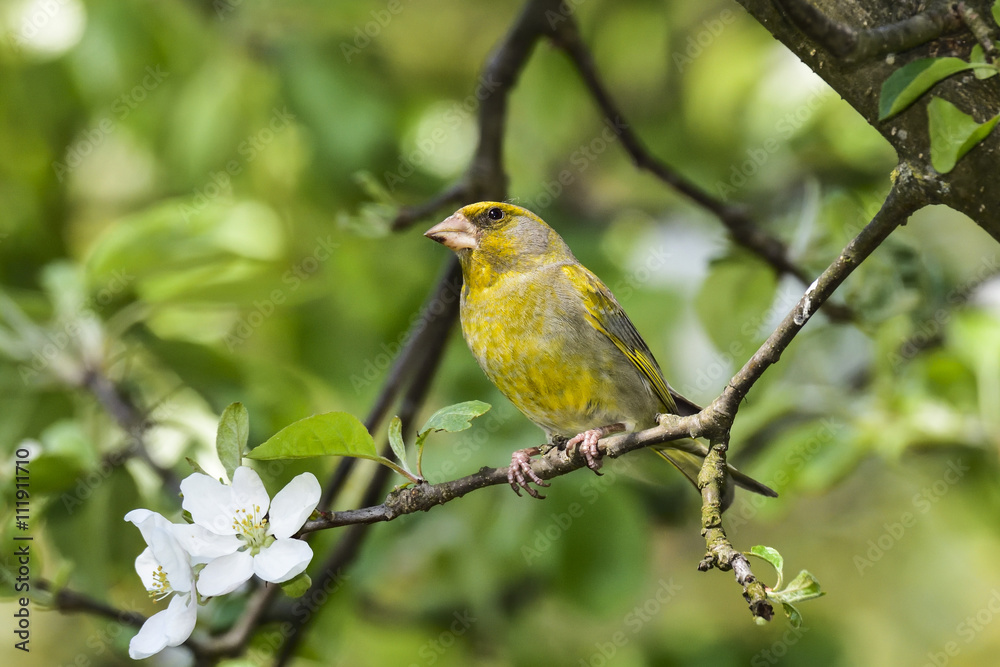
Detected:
left=425, top=213, right=478, bottom=251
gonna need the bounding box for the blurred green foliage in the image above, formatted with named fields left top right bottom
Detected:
left=1, top=1, right=999, bottom=666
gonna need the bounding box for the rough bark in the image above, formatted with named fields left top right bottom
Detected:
left=739, top=0, right=1000, bottom=242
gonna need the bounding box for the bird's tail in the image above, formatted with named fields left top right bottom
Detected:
left=653, top=439, right=777, bottom=512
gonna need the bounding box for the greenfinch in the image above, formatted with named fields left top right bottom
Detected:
left=425, top=202, right=776, bottom=505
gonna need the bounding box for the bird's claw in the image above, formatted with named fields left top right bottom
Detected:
left=507, top=447, right=549, bottom=499
left=566, top=429, right=604, bottom=475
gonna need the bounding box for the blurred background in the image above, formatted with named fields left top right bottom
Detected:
left=2, top=0, right=1000, bottom=665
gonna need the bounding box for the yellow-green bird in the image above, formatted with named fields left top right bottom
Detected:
left=425, top=201, right=775, bottom=505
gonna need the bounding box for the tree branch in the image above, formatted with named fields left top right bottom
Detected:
left=81, top=368, right=179, bottom=493
left=545, top=14, right=853, bottom=323
left=772, top=0, right=964, bottom=62
left=296, top=161, right=928, bottom=620
left=696, top=441, right=773, bottom=620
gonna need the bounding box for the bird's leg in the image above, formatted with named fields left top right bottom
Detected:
left=507, top=446, right=550, bottom=499
left=565, top=423, right=626, bottom=474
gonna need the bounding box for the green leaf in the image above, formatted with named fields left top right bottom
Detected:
left=993, top=0, right=1000, bottom=27
left=879, top=57, right=977, bottom=120
left=418, top=400, right=492, bottom=436
left=280, top=572, right=312, bottom=598
left=248, top=412, right=378, bottom=460
left=928, top=97, right=1000, bottom=173
left=216, top=402, right=249, bottom=482
left=768, top=570, right=826, bottom=606
left=415, top=401, right=491, bottom=478
left=387, top=416, right=410, bottom=472
left=747, top=545, right=785, bottom=590
left=970, top=44, right=999, bottom=79
left=248, top=412, right=421, bottom=483
left=781, top=602, right=804, bottom=629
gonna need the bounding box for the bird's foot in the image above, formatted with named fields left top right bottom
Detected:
left=507, top=447, right=549, bottom=499
left=565, top=423, right=626, bottom=475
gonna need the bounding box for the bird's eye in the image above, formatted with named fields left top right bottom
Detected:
left=487, top=206, right=504, bottom=221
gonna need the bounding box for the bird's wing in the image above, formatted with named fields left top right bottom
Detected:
left=561, top=263, right=678, bottom=414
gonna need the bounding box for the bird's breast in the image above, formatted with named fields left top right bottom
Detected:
left=459, top=269, right=658, bottom=437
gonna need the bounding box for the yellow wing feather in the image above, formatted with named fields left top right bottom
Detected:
left=561, top=263, right=678, bottom=415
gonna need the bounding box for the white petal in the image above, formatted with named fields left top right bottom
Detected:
left=267, top=473, right=321, bottom=539
left=181, top=473, right=239, bottom=536
left=128, top=594, right=196, bottom=659
left=172, top=523, right=242, bottom=563
left=125, top=509, right=173, bottom=545
left=134, top=547, right=159, bottom=591
left=231, top=466, right=270, bottom=516
left=124, top=508, right=154, bottom=525
left=253, top=539, right=313, bottom=584
left=196, top=550, right=254, bottom=597
left=162, top=594, right=198, bottom=646
left=148, top=527, right=193, bottom=593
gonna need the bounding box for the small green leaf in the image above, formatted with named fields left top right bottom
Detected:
left=418, top=400, right=492, bottom=436
left=768, top=570, right=826, bottom=606
left=970, top=44, right=999, bottom=79
left=185, top=457, right=209, bottom=476
left=993, top=0, right=1000, bottom=28
left=387, top=416, right=409, bottom=471
left=781, top=602, right=804, bottom=629
left=248, top=412, right=377, bottom=460
left=280, top=572, right=312, bottom=598
left=415, top=401, right=491, bottom=477
left=928, top=97, right=1000, bottom=173
left=216, top=402, right=249, bottom=481
left=747, top=545, right=785, bottom=590
left=879, top=57, right=978, bottom=120
left=248, top=412, right=422, bottom=483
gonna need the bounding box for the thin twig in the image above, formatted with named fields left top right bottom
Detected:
left=696, top=441, right=773, bottom=620
left=546, top=15, right=854, bottom=323
left=392, top=182, right=468, bottom=230
left=39, top=579, right=147, bottom=629
left=81, top=368, right=179, bottom=493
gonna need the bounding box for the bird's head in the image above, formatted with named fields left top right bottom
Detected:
left=425, top=202, right=571, bottom=275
